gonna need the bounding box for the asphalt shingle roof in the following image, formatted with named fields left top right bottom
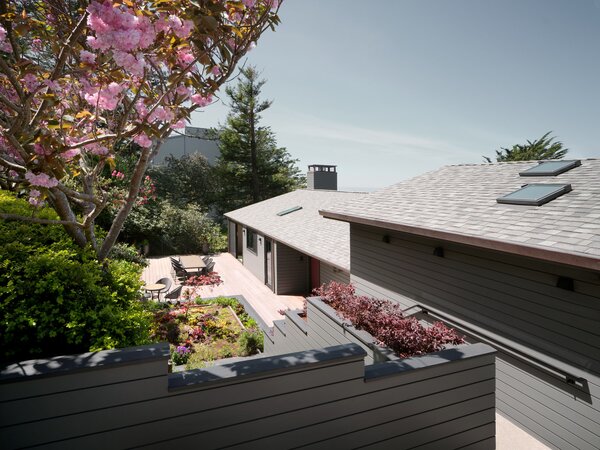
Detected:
left=225, top=190, right=366, bottom=271
left=321, top=159, right=600, bottom=268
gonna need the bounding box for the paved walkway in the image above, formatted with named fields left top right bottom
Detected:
left=141, top=252, right=305, bottom=327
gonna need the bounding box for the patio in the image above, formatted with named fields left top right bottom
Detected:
left=141, top=252, right=305, bottom=327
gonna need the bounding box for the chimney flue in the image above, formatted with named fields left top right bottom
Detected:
left=307, top=164, right=337, bottom=190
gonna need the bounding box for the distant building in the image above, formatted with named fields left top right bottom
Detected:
left=152, top=126, right=220, bottom=165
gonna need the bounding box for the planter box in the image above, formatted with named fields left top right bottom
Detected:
left=265, top=296, right=462, bottom=365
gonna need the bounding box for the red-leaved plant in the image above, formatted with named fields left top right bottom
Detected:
left=186, top=272, right=223, bottom=287
left=313, top=282, right=465, bottom=358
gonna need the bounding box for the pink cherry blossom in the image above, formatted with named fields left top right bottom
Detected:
left=28, top=189, right=43, bottom=207
left=84, top=82, right=124, bottom=110
left=191, top=93, right=213, bottom=107
left=21, top=73, right=40, bottom=92
left=112, top=51, right=145, bottom=76
left=133, top=132, right=152, bottom=148
left=61, top=148, right=80, bottom=160
left=176, top=85, right=190, bottom=98
left=25, top=171, right=59, bottom=188
left=210, top=66, right=221, bottom=76
left=0, top=25, right=6, bottom=42
left=80, top=50, right=96, bottom=64
left=170, top=119, right=186, bottom=129
left=177, top=48, right=195, bottom=66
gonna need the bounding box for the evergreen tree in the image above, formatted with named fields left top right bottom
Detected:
left=484, top=132, right=568, bottom=163
left=213, top=67, right=304, bottom=213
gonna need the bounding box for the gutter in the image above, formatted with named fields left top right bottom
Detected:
left=320, top=210, right=600, bottom=272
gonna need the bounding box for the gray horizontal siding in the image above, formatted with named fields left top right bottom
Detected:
left=0, top=342, right=496, bottom=450
left=320, top=261, right=350, bottom=286
left=350, top=223, right=600, bottom=450
left=275, top=242, right=309, bottom=294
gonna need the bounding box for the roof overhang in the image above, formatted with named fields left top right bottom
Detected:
left=320, top=211, right=600, bottom=272
left=225, top=217, right=350, bottom=272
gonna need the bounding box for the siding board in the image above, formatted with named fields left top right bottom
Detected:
left=351, top=230, right=600, bottom=371
left=320, top=262, right=350, bottom=286
left=350, top=223, right=600, bottom=449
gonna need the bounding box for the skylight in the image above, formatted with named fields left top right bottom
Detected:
left=519, top=160, right=581, bottom=177
left=277, top=206, right=302, bottom=216
left=497, top=184, right=571, bottom=206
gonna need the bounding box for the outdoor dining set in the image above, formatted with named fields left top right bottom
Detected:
left=144, top=255, right=215, bottom=301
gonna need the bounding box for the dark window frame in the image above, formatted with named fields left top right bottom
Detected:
left=496, top=183, right=572, bottom=206
left=246, top=228, right=258, bottom=253
left=519, top=160, right=581, bottom=177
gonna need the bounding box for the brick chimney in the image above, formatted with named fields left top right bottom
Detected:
left=307, top=164, right=337, bottom=190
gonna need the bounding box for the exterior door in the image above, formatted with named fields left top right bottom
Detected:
left=310, top=257, right=320, bottom=291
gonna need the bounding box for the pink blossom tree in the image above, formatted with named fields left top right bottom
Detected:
left=0, top=0, right=281, bottom=260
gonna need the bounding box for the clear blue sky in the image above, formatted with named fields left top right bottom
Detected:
left=191, top=0, right=600, bottom=190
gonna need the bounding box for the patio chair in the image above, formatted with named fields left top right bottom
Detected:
left=206, top=260, right=215, bottom=273
left=202, top=255, right=211, bottom=263
left=171, top=259, right=189, bottom=279
left=164, top=285, right=183, bottom=302
left=155, top=277, right=172, bottom=300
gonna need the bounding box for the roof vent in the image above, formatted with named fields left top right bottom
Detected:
left=497, top=183, right=572, bottom=206
left=519, top=160, right=581, bottom=177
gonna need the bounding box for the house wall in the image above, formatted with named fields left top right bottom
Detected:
left=350, top=223, right=600, bottom=450
left=242, top=226, right=264, bottom=283
left=152, top=133, right=220, bottom=165
left=274, top=242, right=309, bottom=294
left=320, top=261, right=350, bottom=286
left=0, top=342, right=496, bottom=450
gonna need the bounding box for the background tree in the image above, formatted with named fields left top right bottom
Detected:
left=212, top=66, right=304, bottom=213
left=0, top=0, right=282, bottom=260
left=148, top=152, right=218, bottom=210
left=483, top=131, right=568, bottom=162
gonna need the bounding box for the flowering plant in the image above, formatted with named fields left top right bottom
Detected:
left=314, top=282, right=465, bottom=358
left=186, top=271, right=223, bottom=287
left=171, top=344, right=191, bottom=365
left=0, top=0, right=281, bottom=260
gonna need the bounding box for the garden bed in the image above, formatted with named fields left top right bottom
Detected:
left=148, top=296, right=263, bottom=370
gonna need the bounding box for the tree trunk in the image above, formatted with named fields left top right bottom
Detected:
left=249, top=110, right=260, bottom=203
left=97, top=145, right=153, bottom=260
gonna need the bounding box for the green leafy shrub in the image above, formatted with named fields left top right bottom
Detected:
left=0, top=192, right=153, bottom=363
left=108, top=242, right=148, bottom=266
left=238, top=328, right=263, bottom=356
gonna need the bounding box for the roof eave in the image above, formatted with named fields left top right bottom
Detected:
left=320, top=210, right=600, bottom=272
left=225, top=217, right=350, bottom=272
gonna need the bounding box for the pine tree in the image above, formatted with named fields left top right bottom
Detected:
left=213, top=67, right=304, bottom=213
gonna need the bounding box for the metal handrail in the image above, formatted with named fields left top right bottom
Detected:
left=404, top=303, right=587, bottom=388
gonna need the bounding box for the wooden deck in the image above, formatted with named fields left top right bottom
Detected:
left=141, top=252, right=305, bottom=327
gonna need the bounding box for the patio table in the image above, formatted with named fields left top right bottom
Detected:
left=145, top=283, right=166, bottom=300
left=179, top=255, right=206, bottom=272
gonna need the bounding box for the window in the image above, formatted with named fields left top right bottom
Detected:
left=246, top=228, right=257, bottom=253
left=277, top=206, right=302, bottom=216
left=519, top=160, right=581, bottom=177
left=496, top=183, right=572, bottom=206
